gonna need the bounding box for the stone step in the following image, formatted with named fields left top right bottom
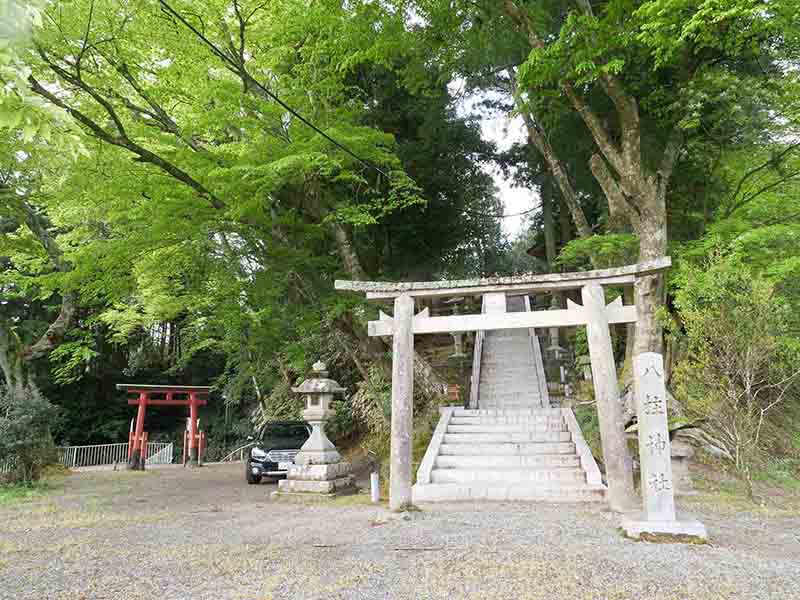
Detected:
left=485, top=334, right=529, bottom=341
left=480, top=362, right=534, bottom=369
left=480, top=395, right=542, bottom=403
left=450, top=416, right=564, bottom=426
left=480, top=400, right=545, bottom=407
left=431, top=468, right=586, bottom=484
left=478, top=394, right=542, bottom=410
left=481, top=351, right=531, bottom=357
left=481, top=357, right=532, bottom=365
left=479, top=395, right=542, bottom=404
left=479, top=388, right=540, bottom=397
left=439, top=442, right=576, bottom=455
left=483, top=341, right=532, bottom=348
left=478, top=380, right=539, bottom=388
left=479, top=402, right=546, bottom=410
left=482, top=347, right=532, bottom=355
left=435, top=454, right=581, bottom=469
left=453, top=408, right=564, bottom=417
left=447, top=423, right=566, bottom=434
left=443, top=431, right=571, bottom=444
left=480, top=367, right=533, bottom=375
left=412, top=482, right=607, bottom=503
left=479, top=375, right=538, bottom=383
left=480, top=369, right=536, bottom=377
left=478, top=386, right=539, bottom=400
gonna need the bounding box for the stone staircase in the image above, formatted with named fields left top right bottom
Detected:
left=479, top=329, right=546, bottom=409
left=412, top=294, right=606, bottom=503
left=412, top=407, right=606, bottom=502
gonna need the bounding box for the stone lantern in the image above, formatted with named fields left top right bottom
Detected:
left=275, top=361, right=355, bottom=499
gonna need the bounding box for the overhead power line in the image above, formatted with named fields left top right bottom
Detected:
left=463, top=203, right=542, bottom=220
left=158, top=0, right=391, bottom=179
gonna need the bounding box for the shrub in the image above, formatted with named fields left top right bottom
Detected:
left=673, top=254, right=800, bottom=482
left=0, top=386, right=60, bottom=484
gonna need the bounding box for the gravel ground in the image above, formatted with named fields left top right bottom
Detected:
left=1, top=463, right=799, bottom=600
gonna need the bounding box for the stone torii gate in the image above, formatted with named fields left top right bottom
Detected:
left=336, top=257, right=671, bottom=512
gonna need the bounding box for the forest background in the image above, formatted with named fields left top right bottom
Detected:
left=1, top=0, right=799, bottom=490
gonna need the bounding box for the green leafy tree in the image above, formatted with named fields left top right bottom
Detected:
left=0, top=385, right=59, bottom=483
left=673, top=255, right=800, bottom=480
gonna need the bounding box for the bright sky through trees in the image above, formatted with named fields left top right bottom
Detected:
left=452, top=80, right=535, bottom=238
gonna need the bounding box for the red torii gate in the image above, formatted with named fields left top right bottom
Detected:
left=117, top=384, right=210, bottom=469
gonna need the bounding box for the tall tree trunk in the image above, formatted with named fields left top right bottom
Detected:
left=0, top=201, right=76, bottom=391
left=331, top=222, right=368, bottom=281
left=518, top=110, right=592, bottom=240
left=632, top=196, right=667, bottom=356
left=505, top=71, right=592, bottom=241
left=504, top=0, right=680, bottom=358
left=0, top=326, right=29, bottom=400
left=542, top=176, right=557, bottom=268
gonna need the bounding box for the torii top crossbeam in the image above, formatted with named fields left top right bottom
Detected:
left=335, top=257, right=670, bottom=301
left=116, top=384, right=211, bottom=405
left=336, top=258, right=671, bottom=337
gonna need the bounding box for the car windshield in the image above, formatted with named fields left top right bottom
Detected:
left=259, top=422, right=308, bottom=447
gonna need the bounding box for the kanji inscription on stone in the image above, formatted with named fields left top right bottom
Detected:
left=647, top=473, right=672, bottom=492
left=634, top=352, right=676, bottom=522
left=644, top=393, right=664, bottom=415
left=646, top=432, right=667, bottom=456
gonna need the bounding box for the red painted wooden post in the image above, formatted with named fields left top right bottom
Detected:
left=141, top=431, right=149, bottom=468
left=129, top=392, right=148, bottom=470
left=182, top=430, right=188, bottom=465
left=188, top=392, right=199, bottom=466
left=198, top=431, right=206, bottom=465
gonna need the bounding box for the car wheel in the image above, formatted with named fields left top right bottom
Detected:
left=245, top=463, right=262, bottom=485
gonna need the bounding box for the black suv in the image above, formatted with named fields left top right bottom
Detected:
left=245, top=421, right=311, bottom=484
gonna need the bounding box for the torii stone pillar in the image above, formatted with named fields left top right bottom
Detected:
left=390, top=294, right=415, bottom=510
left=581, top=283, right=636, bottom=512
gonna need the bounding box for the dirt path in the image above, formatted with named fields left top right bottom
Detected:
left=1, top=464, right=798, bottom=599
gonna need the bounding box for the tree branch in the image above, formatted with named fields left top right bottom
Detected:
left=13, top=200, right=77, bottom=362
left=656, top=126, right=684, bottom=197
left=598, top=76, right=641, bottom=169
left=725, top=142, right=800, bottom=217
left=589, top=154, right=639, bottom=230
left=28, top=75, right=225, bottom=210
left=563, top=82, right=627, bottom=178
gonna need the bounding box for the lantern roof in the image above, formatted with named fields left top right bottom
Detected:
left=292, top=362, right=346, bottom=395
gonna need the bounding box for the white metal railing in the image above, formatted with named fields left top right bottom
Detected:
left=0, top=457, right=17, bottom=476
left=58, top=442, right=174, bottom=468
left=469, top=295, right=487, bottom=409
left=524, top=294, right=551, bottom=406
left=145, top=443, right=174, bottom=465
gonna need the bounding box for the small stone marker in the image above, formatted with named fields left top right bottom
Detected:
left=273, top=362, right=356, bottom=500
left=621, top=353, right=707, bottom=541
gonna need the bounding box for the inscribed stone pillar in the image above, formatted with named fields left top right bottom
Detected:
left=390, top=294, right=415, bottom=510
left=581, top=283, right=636, bottom=512
left=633, top=353, right=675, bottom=520
left=621, top=352, right=707, bottom=541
